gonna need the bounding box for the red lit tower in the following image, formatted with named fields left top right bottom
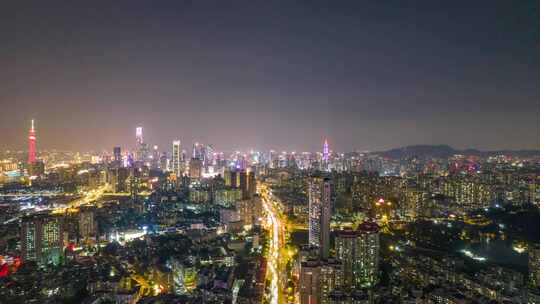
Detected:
left=28, top=119, right=36, bottom=164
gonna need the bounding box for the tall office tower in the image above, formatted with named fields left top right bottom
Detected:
left=113, top=146, right=122, bottom=163
left=322, top=139, right=329, bottom=171
left=28, top=119, right=36, bottom=164
left=136, top=126, right=143, bottom=145
left=268, top=150, right=275, bottom=168
left=189, top=158, right=203, bottom=180
left=79, top=206, right=96, bottom=242
left=21, top=213, right=64, bottom=266
left=151, top=145, right=160, bottom=169
left=172, top=140, right=182, bottom=177
left=205, top=144, right=215, bottom=166
left=126, top=153, right=134, bottom=167
left=135, top=126, right=148, bottom=161
left=530, top=243, right=540, bottom=288
left=192, top=142, right=205, bottom=160
left=309, top=177, right=332, bottom=259
left=335, top=221, right=380, bottom=290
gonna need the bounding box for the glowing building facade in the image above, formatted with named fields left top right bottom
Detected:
left=172, top=140, right=182, bottom=177
left=323, top=139, right=329, bottom=171
left=28, top=119, right=36, bottom=164
left=21, top=213, right=64, bottom=266
left=135, top=126, right=148, bottom=162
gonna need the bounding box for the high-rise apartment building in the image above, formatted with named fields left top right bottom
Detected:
left=79, top=206, right=96, bottom=242
left=300, top=260, right=321, bottom=304
left=309, top=176, right=332, bottom=259
left=238, top=170, right=257, bottom=199
left=205, top=144, right=215, bottom=167
left=21, top=213, right=64, bottom=266
left=530, top=243, right=540, bottom=288
left=300, top=259, right=344, bottom=304
left=135, top=126, right=148, bottom=162
left=335, top=221, right=380, bottom=290
left=319, top=259, right=344, bottom=304
left=110, top=167, right=129, bottom=193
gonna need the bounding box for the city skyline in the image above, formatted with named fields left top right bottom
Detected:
left=2, top=2, right=540, bottom=304
left=5, top=119, right=540, bottom=155
left=2, top=1, right=540, bottom=152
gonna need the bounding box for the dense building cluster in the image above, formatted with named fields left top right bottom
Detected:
left=0, top=124, right=539, bottom=303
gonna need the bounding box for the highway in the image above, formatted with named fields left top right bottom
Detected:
left=52, top=184, right=110, bottom=214
left=261, top=184, right=295, bottom=304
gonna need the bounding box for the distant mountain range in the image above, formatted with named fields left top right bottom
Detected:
left=376, top=145, right=540, bottom=159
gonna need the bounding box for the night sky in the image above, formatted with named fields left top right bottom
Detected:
left=2, top=1, right=539, bottom=152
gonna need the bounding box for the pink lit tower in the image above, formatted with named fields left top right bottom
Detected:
left=323, top=138, right=329, bottom=171
left=28, top=119, right=36, bottom=164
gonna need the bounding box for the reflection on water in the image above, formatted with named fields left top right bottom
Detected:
left=460, top=236, right=528, bottom=271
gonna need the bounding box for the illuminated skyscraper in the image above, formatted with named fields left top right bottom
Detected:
left=268, top=150, right=276, bottom=168
left=151, top=145, right=160, bottom=170
left=323, top=139, right=329, bottom=171
left=135, top=126, right=148, bottom=161
left=136, top=126, right=143, bottom=145
left=309, top=176, right=332, bottom=259
left=28, top=119, right=36, bottom=164
left=172, top=140, right=182, bottom=177
left=192, top=142, right=205, bottom=162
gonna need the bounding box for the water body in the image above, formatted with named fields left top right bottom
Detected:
left=460, top=237, right=528, bottom=272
